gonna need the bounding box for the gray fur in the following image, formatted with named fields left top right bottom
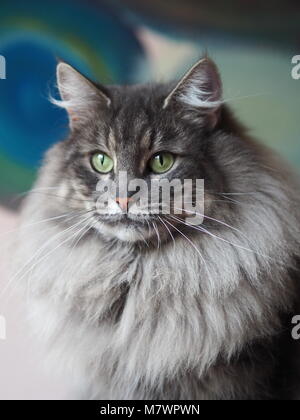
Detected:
left=14, top=58, right=300, bottom=400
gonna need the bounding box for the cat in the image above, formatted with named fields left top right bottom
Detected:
left=14, top=57, right=300, bottom=400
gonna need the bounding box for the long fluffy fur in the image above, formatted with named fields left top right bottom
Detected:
left=14, top=60, right=300, bottom=400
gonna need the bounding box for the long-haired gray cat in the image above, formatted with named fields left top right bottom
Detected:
left=15, top=57, right=300, bottom=400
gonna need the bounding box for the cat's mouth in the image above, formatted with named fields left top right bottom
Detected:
left=92, top=212, right=161, bottom=243
left=97, top=213, right=154, bottom=227
left=92, top=205, right=204, bottom=243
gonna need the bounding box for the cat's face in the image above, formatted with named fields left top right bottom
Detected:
left=49, top=58, right=226, bottom=243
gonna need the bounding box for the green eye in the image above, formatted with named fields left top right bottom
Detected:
left=91, top=153, right=114, bottom=174
left=149, top=153, right=175, bottom=174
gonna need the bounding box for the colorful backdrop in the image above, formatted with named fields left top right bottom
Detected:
left=0, top=0, right=299, bottom=206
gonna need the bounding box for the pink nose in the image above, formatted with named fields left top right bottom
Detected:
left=116, top=197, right=132, bottom=211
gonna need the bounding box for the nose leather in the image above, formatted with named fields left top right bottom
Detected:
left=116, top=197, right=132, bottom=211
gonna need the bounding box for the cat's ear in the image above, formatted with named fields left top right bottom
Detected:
left=163, top=58, right=222, bottom=127
left=53, top=62, right=111, bottom=129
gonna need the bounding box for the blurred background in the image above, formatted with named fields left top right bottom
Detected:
left=0, top=0, right=299, bottom=399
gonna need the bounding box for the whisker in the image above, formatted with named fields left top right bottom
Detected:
left=208, top=198, right=244, bottom=206
left=164, top=218, right=210, bottom=276
left=14, top=186, right=62, bottom=198
left=157, top=215, right=175, bottom=249
left=0, top=209, right=92, bottom=239
left=9, top=187, right=63, bottom=205
left=2, top=214, right=93, bottom=299
left=152, top=221, right=161, bottom=250
left=23, top=191, right=94, bottom=203
left=21, top=215, right=95, bottom=297
left=8, top=217, right=95, bottom=304
left=217, top=192, right=258, bottom=196
left=169, top=214, right=276, bottom=263
left=172, top=205, right=256, bottom=247
left=137, top=230, right=150, bottom=248
left=57, top=218, right=96, bottom=284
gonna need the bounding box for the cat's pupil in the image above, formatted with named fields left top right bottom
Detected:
left=101, top=155, right=105, bottom=165
left=159, top=155, right=164, bottom=166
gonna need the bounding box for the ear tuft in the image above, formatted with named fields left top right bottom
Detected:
left=51, top=62, right=111, bottom=128
left=164, top=58, right=223, bottom=113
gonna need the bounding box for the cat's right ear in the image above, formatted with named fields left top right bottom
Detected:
left=163, top=58, right=222, bottom=128
left=52, top=62, right=111, bottom=129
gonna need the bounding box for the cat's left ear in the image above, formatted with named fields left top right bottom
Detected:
left=163, top=57, right=222, bottom=128
left=53, top=62, right=111, bottom=129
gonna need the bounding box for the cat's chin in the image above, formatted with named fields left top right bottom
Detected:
left=95, top=220, right=153, bottom=243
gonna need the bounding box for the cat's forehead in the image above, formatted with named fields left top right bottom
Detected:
left=105, top=84, right=172, bottom=148
left=109, top=83, right=171, bottom=107
left=82, top=83, right=196, bottom=159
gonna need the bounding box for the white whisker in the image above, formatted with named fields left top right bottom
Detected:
left=169, top=214, right=276, bottom=263
left=157, top=216, right=175, bottom=249
left=164, top=218, right=210, bottom=277
left=0, top=209, right=91, bottom=240
left=152, top=221, right=161, bottom=250
left=2, top=214, right=93, bottom=299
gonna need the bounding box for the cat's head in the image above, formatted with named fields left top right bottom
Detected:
left=47, top=58, right=231, bottom=243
